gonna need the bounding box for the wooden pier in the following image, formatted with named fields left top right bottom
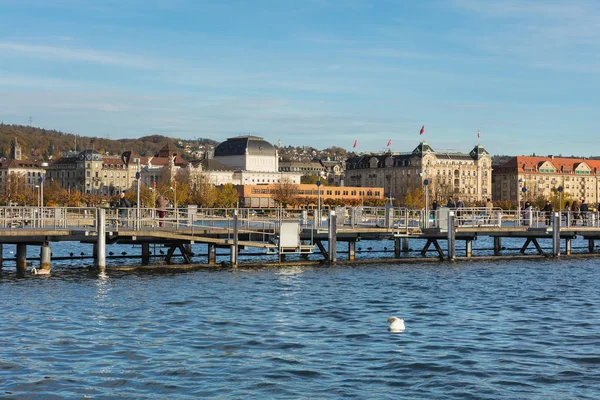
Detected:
left=2, top=206, right=600, bottom=274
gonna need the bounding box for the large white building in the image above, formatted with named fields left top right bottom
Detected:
left=345, top=142, right=492, bottom=204
left=193, top=136, right=301, bottom=185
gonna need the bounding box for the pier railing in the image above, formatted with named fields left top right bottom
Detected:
left=2, top=206, right=600, bottom=234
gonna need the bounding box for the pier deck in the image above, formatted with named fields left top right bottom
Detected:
left=2, top=206, right=600, bottom=273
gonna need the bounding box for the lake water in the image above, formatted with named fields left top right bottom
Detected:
left=2, top=242, right=600, bottom=399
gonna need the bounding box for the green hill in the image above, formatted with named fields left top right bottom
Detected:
left=0, top=124, right=219, bottom=161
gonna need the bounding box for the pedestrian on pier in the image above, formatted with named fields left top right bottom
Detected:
left=446, top=197, right=456, bottom=208
left=564, top=201, right=571, bottom=226
left=157, top=195, right=169, bottom=227
left=542, top=200, right=553, bottom=226
left=485, top=198, right=494, bottom=224
left=118, top=192, right=132, bottom=227
left=455, top=197, right=465, bottom=225
left=523, top=201, right=532, bottom=226
left=572, top=200, right=580, bottom=224
left=580, top=199, right=589, bottom=226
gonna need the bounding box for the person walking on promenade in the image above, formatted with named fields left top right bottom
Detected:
left=542, top=200, right=553, bottom=226
left=446, top=197, right=456, bottom=208
left=456, top=197, right=465, bottom=225
left=580, top=199, right=589, bottom=226
left=485, top=198, right=493, bottom=224
left=157, top=195, right=169, bottom=227
left=564, top=201, right=571, bottom=226
left=572, top=200, right=580, bottom=224
left=523, top=201, right=532, bottom=226
left=118, top=192, right=132, bottom=227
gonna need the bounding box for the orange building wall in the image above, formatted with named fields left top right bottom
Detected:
left=235, top=184, right=384, bottom=208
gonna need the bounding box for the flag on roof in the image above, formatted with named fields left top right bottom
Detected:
left=387, top=139, right=392, bottom=147
left=420, top=125, right=425, bottom=135
left=353, top=140, right=357, bottom=148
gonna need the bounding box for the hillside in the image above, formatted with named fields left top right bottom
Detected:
left=0, top=124, right=219, bottom=161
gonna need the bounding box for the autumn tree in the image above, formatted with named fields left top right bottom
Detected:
left=0, top=172, right=30, bottom=205
left=401, top=188, right=425, bottom=209
left=189, top=172, right=218, bottom=207
left=215, top=183, right=239, bottom=208
left=272, top=180, right=299, bottom=208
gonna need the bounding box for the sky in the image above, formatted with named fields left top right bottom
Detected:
left=1, top=0, right=599, bottom=156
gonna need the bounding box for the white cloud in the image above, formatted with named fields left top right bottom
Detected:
left=0, top=42, right=160, bottom=69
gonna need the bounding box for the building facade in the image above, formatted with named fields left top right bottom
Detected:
left=345, top=142, right=492, bottom=204
left=237, top=184, right=384, bottom=208
left=492, top=156, right=600, bottom=206
left=191, top=136, right=302, bottom=186
left=0, top=138, right=45, bottom=191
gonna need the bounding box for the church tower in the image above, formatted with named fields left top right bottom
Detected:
left=10, top=137, right=22, bottom=160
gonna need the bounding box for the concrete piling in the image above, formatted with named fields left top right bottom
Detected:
left=552, top=212, right=561, bottom=257
left=348, top=241, right=356, bottom=261
left=328, top=210, right=337, bottom=263
left=16, top=244, right=27, bottom=274
left=141, top=242, right=150, bottom=265
left=231, top=210, right=239, bottom=267
left=447, top=211, right=456, bottom=261
left=40, top=243, right=51, bottom=271
left=208, top=243, right=216, bottom=265
left=95, top=208, right=106, bottom=272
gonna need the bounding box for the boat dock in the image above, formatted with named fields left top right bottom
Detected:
left=1, top=206, right=600, bottom=273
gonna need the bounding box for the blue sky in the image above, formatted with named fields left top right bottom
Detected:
left=1, top=0, right=598, bottom=156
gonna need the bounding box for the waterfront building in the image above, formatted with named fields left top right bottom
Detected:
left=492, top=155, right=600, bottom=206
left=0, top=138, right=45, bottom=191
left=236, top=183, right=384, bottom=208
left=190, top=136, right=302, bottom=186
left=345, top=142, right=492, bottom=204
left=279, top=158, right=345, bottom=186
left=45, top=143, right=192, bottom=195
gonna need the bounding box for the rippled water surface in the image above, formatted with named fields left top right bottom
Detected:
left=2, top=257, right=600, bottom=399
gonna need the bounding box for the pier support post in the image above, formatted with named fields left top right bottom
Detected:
left=0, top=243, right=3, bottom=271
left=565, top=238, right=572, bottom=255
left=328, top=210, right=337, bottom=263
left=40, top=243, right=51, bottom=271
left=231, top=210, right=239, bottom=267
left=588, top=238, right=595, bottom=253
left=465, top=239, right=472, bottom=258
left=394, top=237, right=401, bottom=257
left=552, top=212, right=561, bottom=257
left=402, top=237, right=409, bottom=252
left=96, top=208, right=106, bottom=272
left=208, top=243, right=216, bottom=265
left=16, top=243, right=27, bottom=274
left=141, top=242, right=150, bottom=265
left=348, top=241, right=356, bottom=261
left=494, top=237, right=502, bottom=256
left=447, top=211, right=456, bottom=261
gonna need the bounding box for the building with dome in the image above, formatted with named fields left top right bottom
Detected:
left=345, top=142, right=492, bottom=204
left=190, top=136, right=301, bottom=186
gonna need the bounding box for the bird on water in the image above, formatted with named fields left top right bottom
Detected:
left=31, top=267, right=50, bottom=275
left=388, top=316, right=405, bottom=332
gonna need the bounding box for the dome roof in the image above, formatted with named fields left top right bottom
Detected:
left=214, top=136, right=276, bottom=157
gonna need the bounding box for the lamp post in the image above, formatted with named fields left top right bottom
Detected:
left=40, top=162, right=48, bottom=227
left=316, top=178, right=321, bottom=227
left=517, top=178, right=524, bottom=222
left=420, top=171, right=430, bottom=227
left=136, top=165, right=141, bottom=230
left=171, top=183, right=178, bottom=227
left=34, top=184, right=40, bottom=206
